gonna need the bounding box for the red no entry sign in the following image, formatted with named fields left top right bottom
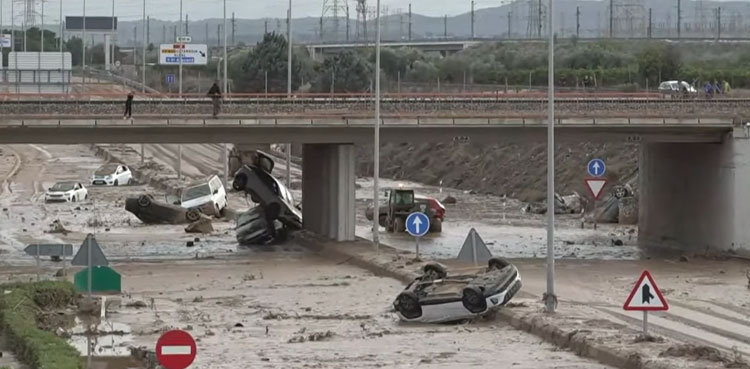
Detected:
left=156, top=330, right=197, bottom=369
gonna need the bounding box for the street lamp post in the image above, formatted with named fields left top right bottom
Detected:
left=373, top=0, right=381, bottom=249
left=82, top=0, right=86, bottom=92
left=178, top=0, right=183, bottom=97
left=285, top=0, right=292, bottom=187
left=142, top=0, right=146, bottom=93
left=223, top=0, right=227, bottom=94
left=544, top=0, right=557, bottom=314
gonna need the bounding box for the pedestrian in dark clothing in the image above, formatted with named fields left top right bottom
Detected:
left=124, top=91, right=134, bottom=119
left=207, top=82, right=221, bottom=117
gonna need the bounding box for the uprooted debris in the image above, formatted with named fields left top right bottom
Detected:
left=660, top=344, right=750, bottom=368
left=47, top=219, right=70, bottom=235
left=746, top=270, right=750, bottom=290
left=524, top=192, right=583, bottom=215
left=287, top=330, right=335, bottom=343
left=185, top=217, right=214, bottom=234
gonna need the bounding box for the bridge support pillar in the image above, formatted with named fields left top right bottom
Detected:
left=302, top=143, right=356, bottom=242
left=638, top=135, right=750, bottom=255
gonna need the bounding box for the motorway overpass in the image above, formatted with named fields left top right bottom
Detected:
left=2, top=96, right=749, bottom=257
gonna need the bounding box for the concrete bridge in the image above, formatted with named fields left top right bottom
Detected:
left=2, top=98, right=749, bottom=257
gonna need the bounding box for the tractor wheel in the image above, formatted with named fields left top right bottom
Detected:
left=430, top=218, right=442, bottom=233
left=394, top=217, right=406, bottom=233
left=378, top=216, right=387, bottom=228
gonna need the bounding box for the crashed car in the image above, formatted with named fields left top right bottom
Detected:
left=393, top=258, right=522, bottom=323
left=232, top=150, right=302, bottom=245
left=125, top=194, right=202, bottom=225
left=235, top=206, right=287, bottom=246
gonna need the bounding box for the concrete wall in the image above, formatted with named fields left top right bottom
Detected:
left=638, top=132, right=750, bottom=255
left=302, top=143, right=356, bottom=242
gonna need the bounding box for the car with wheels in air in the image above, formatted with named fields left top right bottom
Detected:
left=45, top=182, right=88, bottom=203
left=124, top=194, right=202, bottom=225
left=91, top=164, right=133, bottom=186
left=177, top=175, right=228, bottom=217
left=393, top=258, right=522, bottom=323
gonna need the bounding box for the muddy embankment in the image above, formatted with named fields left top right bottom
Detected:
left=356, top=142, right=639, bottom=203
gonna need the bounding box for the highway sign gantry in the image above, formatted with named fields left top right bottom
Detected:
left=156, top=330, right=197, bottom=369
left=587, top=158, right=606, bottom=177
left=623, top=270, right=669, bottom=335
left=406, top=212, right=430, bottom=260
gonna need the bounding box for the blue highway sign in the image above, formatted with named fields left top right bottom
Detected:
left=587, top=158, right=606, bottom=177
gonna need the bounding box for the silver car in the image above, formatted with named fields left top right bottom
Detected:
left=658, top=80, right=696, bottom=98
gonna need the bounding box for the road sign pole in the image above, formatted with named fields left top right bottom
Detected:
left=35, top=244, right=40, bottom=281
left=544, top=0, right=557, bottom=314
left=415, top=236, right=420, bottom=260
left=471, top=230, right=477, bottom=266
left=62, top=247, right=67, bottom=277
left=87, top=236, right=92, bottom=299
left=643, top=311, right=648, bottom=335
left=594, top=199, right=598, bottom=230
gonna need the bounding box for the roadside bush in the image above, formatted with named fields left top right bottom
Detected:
left=0, top=281, right=81, bottom=369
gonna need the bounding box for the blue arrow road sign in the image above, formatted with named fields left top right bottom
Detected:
left=406, top=212, right=430, bottom=238
left=587, top=159, right=606, bottom=177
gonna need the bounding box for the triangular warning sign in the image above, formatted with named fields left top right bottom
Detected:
left=71, top=234, right=109, bottom=267
left=585, top=178, right=608, bottom=200
left=623, top=270, right=669, bottom=311
left=457, top=228, right=493, bottom=263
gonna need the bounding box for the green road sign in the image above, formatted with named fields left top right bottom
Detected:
left=74, top=266, right=122, bottom=294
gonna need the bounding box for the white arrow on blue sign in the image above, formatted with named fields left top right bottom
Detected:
left=587, top=158, right=606, bottom=177
left=406, top=212, right=430, bottom=238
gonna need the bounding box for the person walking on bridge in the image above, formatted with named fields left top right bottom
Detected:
left=123, top=91, right=134, bottom=120
left=207, top=82, right=222, bottom=118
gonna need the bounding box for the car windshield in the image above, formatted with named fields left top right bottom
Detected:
left=393, top=191, right=414, bottom=205
left=51, top=182, right=75, bottom=191
left=95, top=164, right=119, bottom=176
left=182, top=184, right=211, bottom=201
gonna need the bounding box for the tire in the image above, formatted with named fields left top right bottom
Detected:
left=422, top=263, right=447, bottom=279
left=488, top=257, right=511, bottom=271
left=186, top=209, right=201, bottom=222
left=85, top=194, right=88, bottom=200
left=394, top=217, right=406, bottom=233
left=114, top=179, right=119, bottom=187
left=137, top=195, right=152, bottom=208
left=232, top=173, right=247, bottom=192
left=430, top=218, right=442, bottom=233
left=462, top=286, right=487, bottom=314
left=378, top=216, right=387, bottom=228
left=127, top=177, right=133, bottom=185
left=394, top=291, right=422, bottom=320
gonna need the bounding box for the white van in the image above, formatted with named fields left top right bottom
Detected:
left=180, top=175, right=228, bottom=217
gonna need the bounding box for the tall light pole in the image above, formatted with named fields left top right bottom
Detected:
left=82, top=0, right=86, bottom=91
left=372, top=0, right=381, bottom=248
left=223, top=0, right=227, bottom=94
left=178, top=0, right=183, bottom=96
left=142, top=0, right=146, bottom=92
left=285, top=0, right=292, bottom=187
left=544, top=0, right=557, bottom=314
left=111, top=0, right=115, bottom=71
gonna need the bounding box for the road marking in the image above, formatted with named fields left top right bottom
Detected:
left=160, top=345, right=192, bottom=355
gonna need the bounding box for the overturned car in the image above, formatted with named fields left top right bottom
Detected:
left=125, top=194, right=202, bottom=225
left=232, top=151, right=302, bottom=245
left=393, top=258, right=522, bottom=323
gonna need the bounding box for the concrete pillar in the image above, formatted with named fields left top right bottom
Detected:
left=105, top=35, right=111, bottom=71
left=302, top=143, right=356, bottom=242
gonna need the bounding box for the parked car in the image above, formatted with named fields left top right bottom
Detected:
left=393, top=258, right=522, bottom=323
left=125, top=194, right=202, bottom=224
left=45, top=182, right=88, bottom=203
left=658, top=80, right=696, bottom=98
left=178, top=175, right=228, bottom=217
left=91, top=164, right=133, bottom=186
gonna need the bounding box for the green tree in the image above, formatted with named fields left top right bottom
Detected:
left=65, top=37, right=83, bottom=66
left=232, top=32, right=312, bottom=93
left=637, top=44, right=681, bottom=83
left=312, top=50, right=374, bottom=93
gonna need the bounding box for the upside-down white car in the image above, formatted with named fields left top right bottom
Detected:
left=393, top=258, right=522, bottom=323
left=45, top=182, right=88, bottom=203
left=91, top=164, right=133, bottom=186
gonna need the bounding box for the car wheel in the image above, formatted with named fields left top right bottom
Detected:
left=462, top=286, right=487, bottom=314
left=232, top=173, right=247, bottom=192
left=430, top=218, right=442, bottom=233
left=186, top=209, right=201, bottom=222
left=137, top=195, right=152, bottom=208
left=394, top=217, right=406, bottom=233
left=127, top=177, right=133, bottom=185
left=394, top=291, right=422, bottom=320
left=422, top=263, right=447, bottom=280
left=488, top=257, right=511, bottom=271
left=114, top=179, right=119, bottom=186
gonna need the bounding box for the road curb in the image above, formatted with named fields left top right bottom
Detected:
left=295, top=232, right=695, bottom=369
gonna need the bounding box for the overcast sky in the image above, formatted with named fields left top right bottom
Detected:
left=0, top=0, right=502, bottom=24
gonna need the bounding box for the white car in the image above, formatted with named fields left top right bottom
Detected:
left=45, top=182, right=88, bottom=203
left=91, top=164, right=133, bottom=186
left=180, top=175, right=228, bottom=216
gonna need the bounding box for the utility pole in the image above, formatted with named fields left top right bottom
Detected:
left=264, top=19, right=268, bottom=34
left=231, top=12, right=235, bottom=46
left=538, top=0, right=542, bottom=38
left=609, top=0, right=613, bottom=38
left=408, top=3, right=412, bottom=40
left=178, top=0, right=182, bottom=97
left=286, top=0, right=293, bottom=188
left=162, top=24, right=166, bottom=43
left=507, top=11, right=512, bottom=38
left=716, top=7, right=721, bottom=40
left=444, top=15, right=447, bottom=39
left=677, top=0, right=681, bottom=38
left=471, top=1, right=475, bottom=39
left=576, top=6, right=580, bottom=38
left=147, top=16, right=150, bottom=45
left=223, top=0, right=227, bottom=95
left=217, top=24, right=220, bottom=46
left=83, top=0, right=86, bottom=91
left=142, top=0, right=146, bottom=93
left=648, top=8, right=652, bottom=38
left=205, top=22, right=209, bottom=45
